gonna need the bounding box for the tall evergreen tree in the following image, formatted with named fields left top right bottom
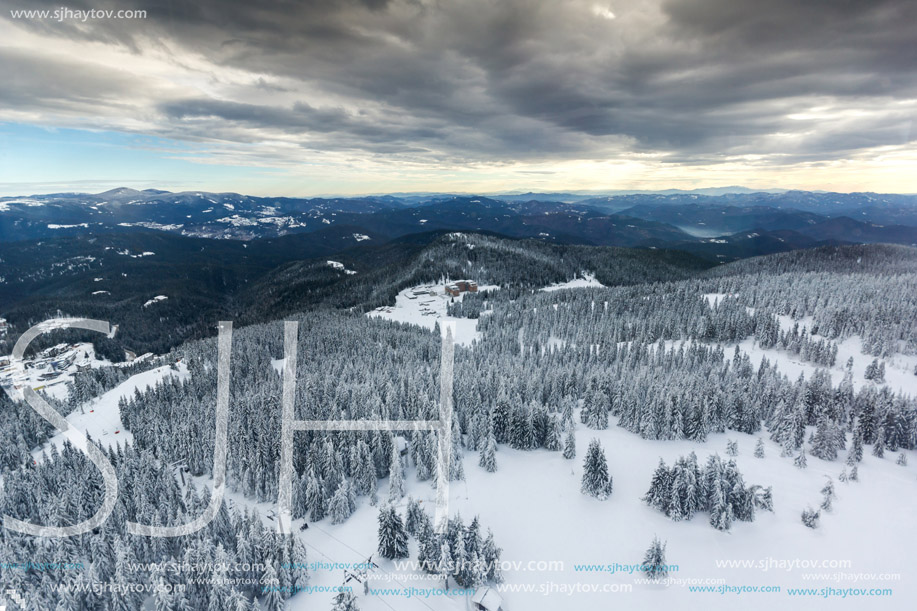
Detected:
left=641, top=537, right=669, bottom=581
left=562, top=430, right=576, bottom=459
left=581, top=439, right=613, bottom=500
left=479, top=433, right=497, bottom=473
left=377, top=505, right=409, bottom=559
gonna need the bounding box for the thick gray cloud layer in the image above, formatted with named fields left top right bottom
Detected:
left=3, top=0, right=916, bottom=169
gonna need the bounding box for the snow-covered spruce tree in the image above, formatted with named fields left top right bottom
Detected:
left=643, top=459, right=673, bottom=514
left=872, top=429, right=886, bottom=458
left=479, top=432, right=497, bottom=472
left=438, top=538, right=453, bottom=586
left=848, top=426, right=864, bottom=464
left=562, top=430, right=576, bottom=459
left=794, top=449, right=808, bottom=469
left=755, top=486, right=775, bottom=513
left=545, top=416, right=563, bottom=451
left=641, top=537, right=669, bottom=581
left=864, top=359, right=886, bottom=383
left=897, top=452, right=908, bottom=466
left=450, top=420, right=465, bottom=480
left=332, top=588, right=360, bottom=611
left=405, top=497, right=424, bottom=536
left=849, top=464, right=859, bottom=482
left=388, top=442, right=405, bottom=503
left=581, top=439, right=613, bottom=500
left=726, top=439, right=738, bottom=457
left=416, top=519, right=439, bottom=574
left=810, top=415, right=840, bottom=461
left=377, top=505, right=409, bottom=559
left=801, top=507, right=820, bottom=529
left=708, top=479, right=734, bottom=531
left=260, top=564, right=285, bottom=611
left=305, top=468, right=326, bottom=522
left=581, top=387, right=609, bottom=430
left=482, top=529, right=503, bottom=583
left=820, top=478, right=835, bottom=512
left=329, top=479, right=356, bottom=524
left=754, top=438, right=765, bottom=458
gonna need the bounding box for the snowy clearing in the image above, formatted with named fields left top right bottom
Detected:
left=541, top=272, right=604, bottom=292
left=143, top=295, right=168, bottom=308
left=367, top=282, right=498, bottom=347
left=33, top=363, right=188, bottom=458
left=327, top=260, right=357, bottom=275
left=275, top=407, right=917, bottom=611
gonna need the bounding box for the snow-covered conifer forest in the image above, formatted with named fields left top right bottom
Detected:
left=2, top=236, right=916, bottom=610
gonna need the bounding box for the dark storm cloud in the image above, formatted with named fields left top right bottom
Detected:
left=3, top=0, right=916, bottom=164
left=0, top=47, right=143, bottom=111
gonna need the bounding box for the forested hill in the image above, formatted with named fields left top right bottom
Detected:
left=704, top=243, right=917, bottom=277
left=237, top=233, right=712, bottom=323
left=2, top=229, right=913, bottom=359
left=0, top=231, right=710, bottom=356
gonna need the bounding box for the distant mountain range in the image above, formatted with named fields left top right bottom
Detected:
left=1, top=188, right=915, bottom=259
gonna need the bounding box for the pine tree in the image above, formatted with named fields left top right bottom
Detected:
left=482, top=529, right=503, bottom=583
left=709, top=488, right=734, bottom=531
left=810, top=415, right=839, bottom=461
left=872, top=429, right=885, bottom=458
left=726, top=439, right=738, bottom=456
left=439, top=538, right=453, bottom=586
left=545, top=416, right=562, bottom=451
left=377, top=505, right=409, bottom=559
left=332, top=589, right=360, bottom=611
left=758, top=486, right=774, bottom=513
left=820, top=478, right=835, bottom=512
left=388, top=442, right=405, bottom=503
left=416, top=519, right=439, bottom=573
left=329, top=479, right=356, bottom=524
left=794, top=449, right=808, bottom=469
left=897, top=452, right=908, bottom=466
left=849, top=426, right=864, bottom=463
left=305, top=468, right=325, bottom=522
left=479, top=433, right=497, bottom=473
left=754, top=438, right=765, bottom=458
left=801, top=507, right=820, bottom=529
left=864, top=359, right=886, bottom=383
left=582, top=387, right=608, bottom=430
left=640, top=536, right=669, bottom=581
left=643, top=459, right=672, bottom=514
left=405, top=497, right=424, bottom=536
left=450, top=420, right=465, bottom=480
left=260, top=564, right=285, bottom=611
left=562, top=430, right=576, bottom=459
left=581, top=439, right=613, bottom=500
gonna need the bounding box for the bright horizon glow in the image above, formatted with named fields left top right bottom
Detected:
left=2, top=122, right=914, bottom=197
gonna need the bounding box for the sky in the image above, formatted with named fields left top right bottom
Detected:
left=1, top=0, right=916, bottom=197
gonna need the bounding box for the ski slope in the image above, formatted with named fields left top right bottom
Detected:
left=31, top=362, right=188, bottom=459
left=366, top=281, right=498, bottom=347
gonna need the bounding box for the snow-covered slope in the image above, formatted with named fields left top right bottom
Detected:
left=540, top=271, right=604, bottom=292
left=367, top=282, right=498, bottom=347
left=32, top=362, right=188, bottom=459
left=283, top=407, right=915, bottom=611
